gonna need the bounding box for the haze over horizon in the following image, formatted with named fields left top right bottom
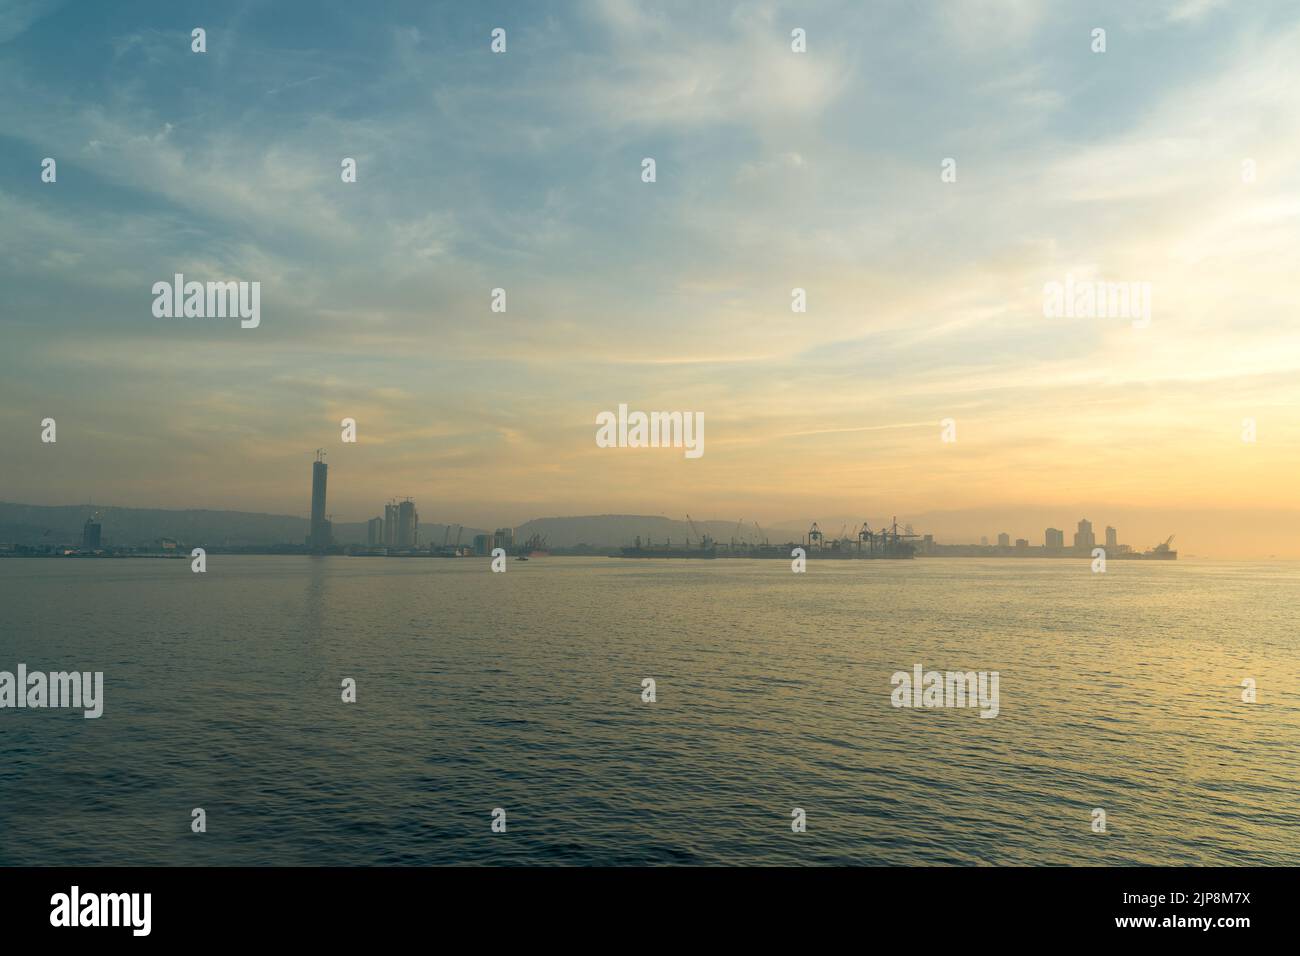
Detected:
left=4, top=1, right=1300, bottom=557
left=1, top=494, right=1294, bottom=559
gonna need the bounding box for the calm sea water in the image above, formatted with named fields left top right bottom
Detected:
left=1, top=556, right=1296, bottom=866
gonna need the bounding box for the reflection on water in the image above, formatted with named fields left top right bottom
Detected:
left=0, top=556, right=1297, bottom=865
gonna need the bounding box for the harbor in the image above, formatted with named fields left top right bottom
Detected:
left=619, top=519, right=920, bottom=559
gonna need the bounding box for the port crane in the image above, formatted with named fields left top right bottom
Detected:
left=855, top=518, right=920, bottom=555
left=857, top=522, right=876, bottom=554
left=685, top=514, right=700, bottom=547
left=883, top=517, right=920, bottom=555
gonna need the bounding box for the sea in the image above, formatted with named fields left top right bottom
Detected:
left=1, top=556, right=1296, bottom=865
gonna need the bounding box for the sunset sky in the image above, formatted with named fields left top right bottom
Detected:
left=3, top=0, right=1300, bottom=556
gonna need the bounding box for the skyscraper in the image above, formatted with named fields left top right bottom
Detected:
left=308, top=450, right=331, bottom=550
left=384, top=502, right=398, bottom=547
left=1045, top=528, right=1064, bottom=549
left=1105, top=526, right=1118, bottom=550
left=997, top=532, right=1010, bottom=548
left=82, top=516, right=102, bottom=551
left=494, top=527, right=514, bottom=551
left=1073, top=518, right=1095, bottom=552
left=367, top=517, right=384, bottom=547
left=396, top=499, right=418, bottom=549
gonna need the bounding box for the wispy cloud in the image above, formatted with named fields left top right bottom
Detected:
left=2, top=0, right=1299, bottom=556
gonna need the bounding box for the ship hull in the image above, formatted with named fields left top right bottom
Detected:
left=743, top=550, right=912, bottom=560
left=736, top=543, right=914, bottom=559
left=618, top=548, right=717, bottom=559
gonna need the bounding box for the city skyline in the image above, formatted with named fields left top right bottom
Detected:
left=0, top=441, right=1249, bottom=556
left=287, top=449, right=1161, bottom=553
left=0, top=465, right=1173, bottom=556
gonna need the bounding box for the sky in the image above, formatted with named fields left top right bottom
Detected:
left=2, top=0, right=1300, bottom=556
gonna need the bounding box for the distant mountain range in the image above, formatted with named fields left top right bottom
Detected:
left=0, top=502, right=810, bottom=550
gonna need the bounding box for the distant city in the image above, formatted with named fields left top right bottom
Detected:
left=0, top=451, right=1179, bottom=561
left=304, top=449, right=530, bottom=558
left=921, top=519, right=1176, bottom=560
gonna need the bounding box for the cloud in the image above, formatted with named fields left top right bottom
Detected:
left=580, top=0, right=850, bottom=130
left=0, top=0, right=63, bottom=44
left=2, top=0, right=1299, bottom=551
left=1164, top=0, right=1229, bottom=24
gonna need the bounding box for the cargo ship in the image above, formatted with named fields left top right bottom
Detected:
left=618, top=519, right=917, bottom=560
left=1135, top=535, right=1177, bottom=560
left=741, top=520, right=917, bottom=559
left=619, top=535, right=717, bottom=559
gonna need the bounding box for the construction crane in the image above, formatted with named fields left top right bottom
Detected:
left=754, top=521, right=767, bottom=547
left=807, top=522, right=824, bottom=549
